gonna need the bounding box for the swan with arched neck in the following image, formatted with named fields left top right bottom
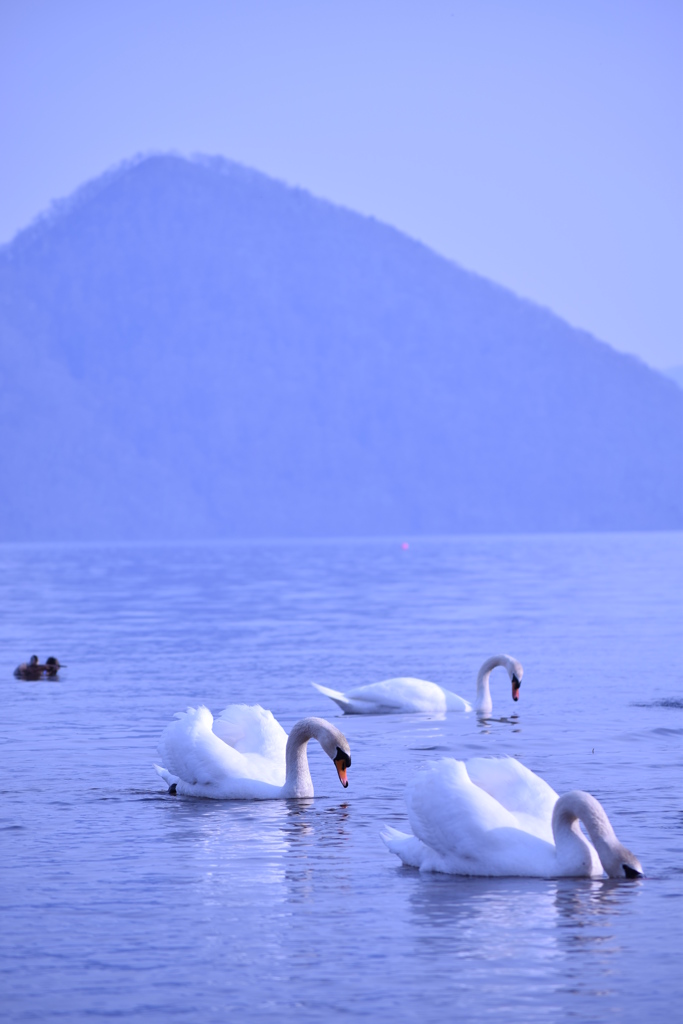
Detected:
left=154, top=704, right=351, bottom=799
left=381, top=756, right=643, bottom=878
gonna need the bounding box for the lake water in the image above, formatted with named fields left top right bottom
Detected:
left=1, top=533, right=681, bottom=1023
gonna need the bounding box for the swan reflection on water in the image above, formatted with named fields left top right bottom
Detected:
left=156, top=792, right=353, bottom=899
left=476, top=713, right=521, bottom=734
left=159, top=792, right=350, bottom=846
left=553, top=876, right=643, bottom=926
left=406, top=874, right=641, bottom=961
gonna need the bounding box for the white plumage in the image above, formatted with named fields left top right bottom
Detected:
left=154, top=704, right=351, bottom=800
left=382, top=756, right=643, bottom=879
left=312, top=654, right=522, bottom=715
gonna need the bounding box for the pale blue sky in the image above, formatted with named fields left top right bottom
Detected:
left=1, top=0, right=681, bottom=368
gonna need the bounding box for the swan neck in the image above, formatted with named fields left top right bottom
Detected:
left=284, top=718, right=331, bottom=797
left=552, top=790, right=617, bottom=874
left=475, top=655, right=511, bottom=714
left=553, top=791, right=616, bottom=841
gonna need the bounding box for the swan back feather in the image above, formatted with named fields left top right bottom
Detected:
left=312, top=678, right=471, bottom=714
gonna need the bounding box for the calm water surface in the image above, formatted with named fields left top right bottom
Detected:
left=1, top=534, right=681, bottom=1023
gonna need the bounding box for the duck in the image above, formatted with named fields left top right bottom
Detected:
left=14, top=655, right=45, bottom=680
left=43, top=657, right=65, bottom=678
left=381, top=756, right=643, bottom=878
left=154, top=703, right=351, bottom=799
left=312, top=654, right=522, bottom=715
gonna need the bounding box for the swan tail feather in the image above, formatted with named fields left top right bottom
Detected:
left=381, top=826, right=425, bottom=868
left=311, top=682, right=357, bottom=714
left=381, top=825, right=409, bottom=845
left=444, top=690, right=474, bottom=712
left=154, top=763, right=180, bottom=792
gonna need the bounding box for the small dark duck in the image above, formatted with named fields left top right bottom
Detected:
left=14, top=655, right=45, bottom=680
left=13, top=655, right=66, bottom=680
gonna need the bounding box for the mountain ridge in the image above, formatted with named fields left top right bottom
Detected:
left=0, top=152, right=680, bottom=541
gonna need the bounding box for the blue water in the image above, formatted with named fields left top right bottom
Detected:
left=1, top=533, right=681, bottom=1023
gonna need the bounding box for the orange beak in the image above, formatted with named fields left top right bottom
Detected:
left=334, top=759, right=349, bottom=788
left=512, top=684, right=520, bottom=702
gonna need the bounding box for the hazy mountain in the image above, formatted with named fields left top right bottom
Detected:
left=665, top=365, right=683, bottom=390
left=0, top=153, right=681, bottom=541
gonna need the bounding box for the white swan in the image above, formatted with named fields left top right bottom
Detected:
left=154, top=704, right=351, bottom=799
left=312, top=654, right=522, bottom=715
left=381, top=756, right=643, bottom=878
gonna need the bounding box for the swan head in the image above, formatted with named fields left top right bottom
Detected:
left=602, top=843, right=644, bottom=880
left=318, top=722, right=352, bottom=788
left=507, top=657, right=523, bottom=702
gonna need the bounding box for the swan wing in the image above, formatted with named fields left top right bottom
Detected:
left=465, top=756, right=558, bottom=841
left=157, top=705, right=264, bottom=787
left=406, top=759, right=519, bottom=856
left=213, top=704, right=288, bottom=764
left=346, top=678, right=449, bottom=713
left=405, top=759, right=559, bottom=876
